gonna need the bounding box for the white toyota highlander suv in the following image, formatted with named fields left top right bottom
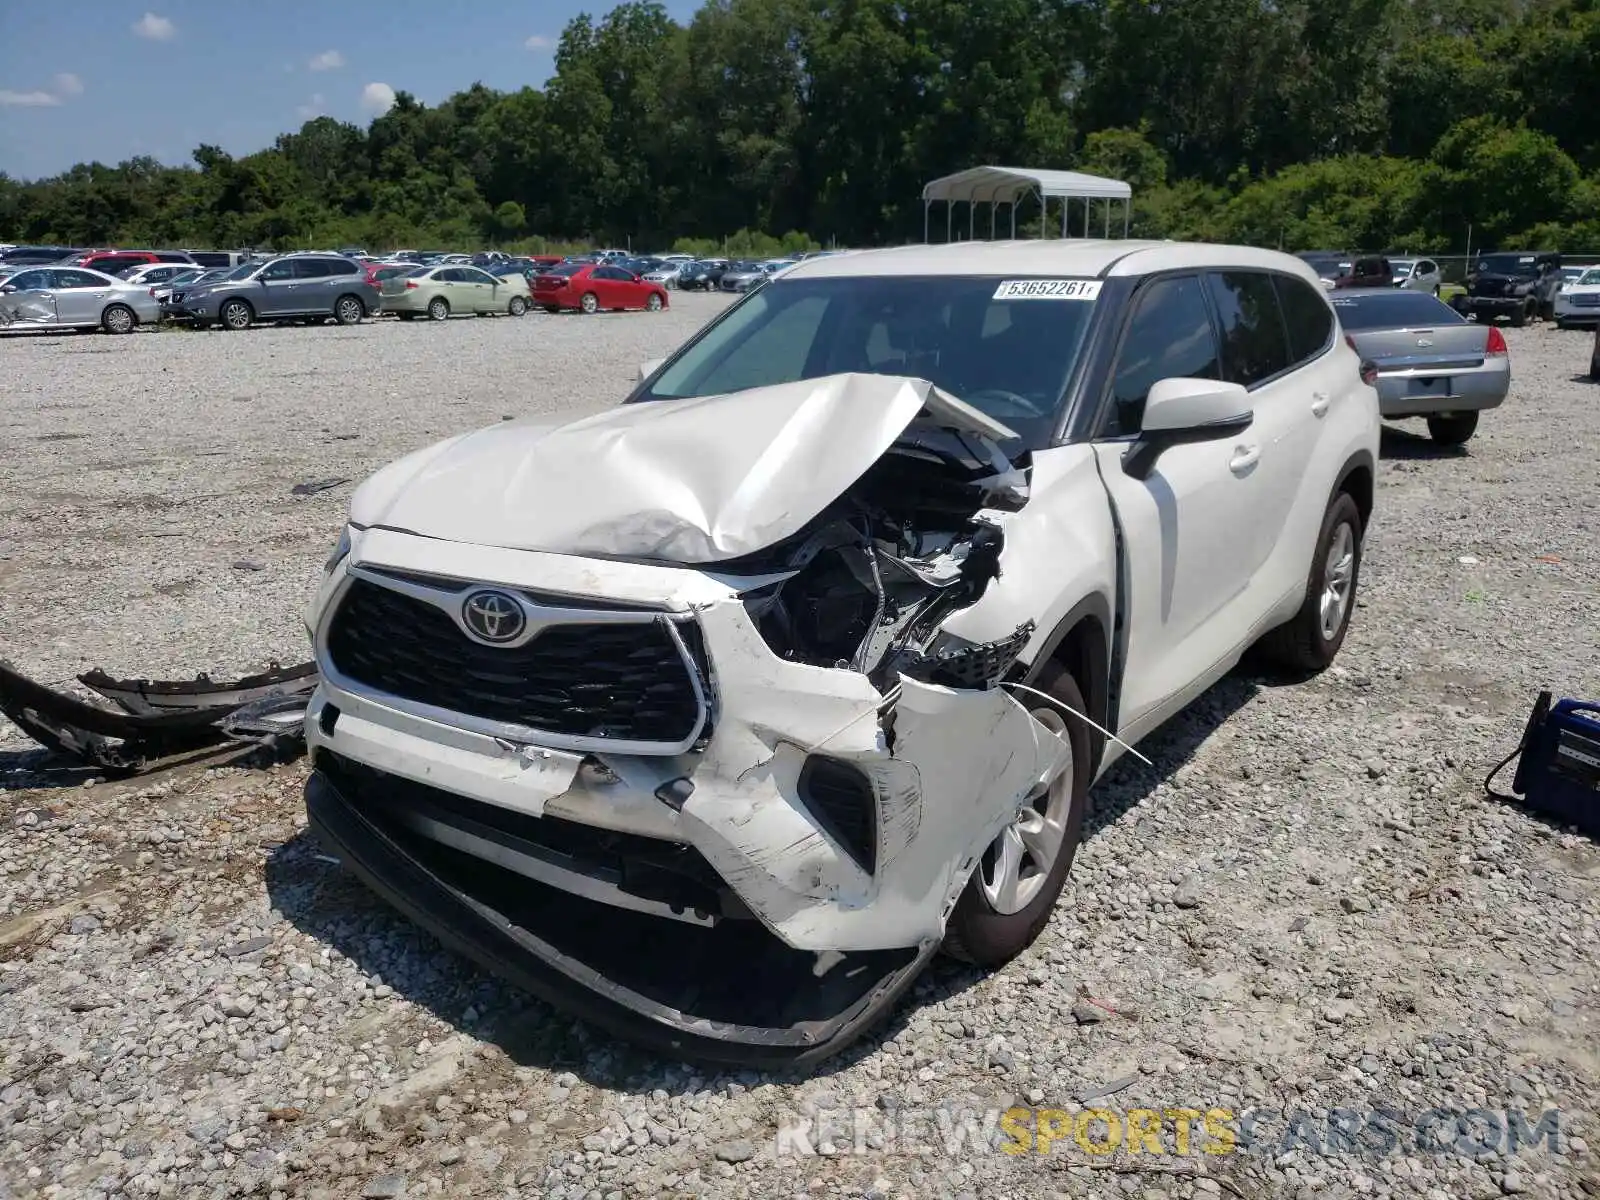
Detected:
left=302, top=239, right=1380, bottom=1068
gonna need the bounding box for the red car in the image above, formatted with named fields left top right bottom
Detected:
left=531, top=262, right=669, bottom=314
left=74, top=250, right=163, bottom=275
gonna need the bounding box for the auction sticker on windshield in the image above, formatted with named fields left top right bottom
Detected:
left=993, top=279, right=1103, bottom=301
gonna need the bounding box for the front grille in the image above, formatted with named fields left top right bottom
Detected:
left=1573, top=294, right=1599, bottom=308
left=326, top=578, right=705, bottom=744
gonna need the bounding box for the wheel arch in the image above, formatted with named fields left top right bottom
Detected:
left=1020, top=592, right=1112, bottom=777
left=1333, top=449, right=1375, bottom=537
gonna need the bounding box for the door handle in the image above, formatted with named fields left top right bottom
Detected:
left=1229, top=444, right=1261, bottom=473
left=1311, top=393, right=1330, bottom=418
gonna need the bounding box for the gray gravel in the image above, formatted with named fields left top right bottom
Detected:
left=3, top=314, right=1599, bottom=1200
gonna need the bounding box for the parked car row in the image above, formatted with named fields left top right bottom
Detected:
left=0, top=248, right=692, bottom=333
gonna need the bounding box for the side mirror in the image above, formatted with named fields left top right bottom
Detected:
left=1123, top=378, right=1253, bottom=480
left=0, top=285, right=15, bottom=294
left=637, top=357, right=665, bottom=382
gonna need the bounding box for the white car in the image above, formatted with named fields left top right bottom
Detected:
left=0, top=265, right=162, bottom=332
left=1554, top=265, right=1600, bottom=329
left=1390, top=257, right=1442, bottom=294
left=302, top=239, right=1379, bottom=1069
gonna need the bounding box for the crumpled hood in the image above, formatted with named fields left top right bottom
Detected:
left=349, top=373, right=1016, bottom=564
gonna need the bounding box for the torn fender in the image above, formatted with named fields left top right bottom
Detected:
left=654, top=603, right=1070, bottom=953
left=349, top=373, right=1017, bottom=565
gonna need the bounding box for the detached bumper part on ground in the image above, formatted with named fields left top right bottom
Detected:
left=304, top=374, right=1073, bottom=1065
left=0, top=659, right=315, bottom=770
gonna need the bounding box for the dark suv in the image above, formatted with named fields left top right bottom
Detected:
left=169, top=254, right=380, bottom=330
left=1460, top=251, right=1562, bottom=326
left=1334, top=256, right=1393, bottom=289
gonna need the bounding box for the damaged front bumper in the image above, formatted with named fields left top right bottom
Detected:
left=306, top=758, right=938, bottom=1069
left=304, top=528, right=1065, bottom=1062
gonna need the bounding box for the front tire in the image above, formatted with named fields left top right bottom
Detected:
left=427, top=297, right=449, bottom=322
left=220, top=299, right=253, bottom=331
left=334, top=295, right=364, bottom=326
left=1258, top=491, right=1362, bottom=673
left=943, top=664, right=1089, bottom=967
left=1427, top=411, right=1479, bottom=445
left=646, top=293, right=664, bottom=312
left=508, top=295, right=528, bottom=316
left=101, top=304, right=136, bottom=335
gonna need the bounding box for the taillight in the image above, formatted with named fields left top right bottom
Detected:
left=404, top=280, right=418, bottom=289
left=1485, top=326, right=1508, bottom=356
left=149, top=287, right=157, bottom=296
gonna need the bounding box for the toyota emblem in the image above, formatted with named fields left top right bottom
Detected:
left=461, top=589, right=526, bottom=644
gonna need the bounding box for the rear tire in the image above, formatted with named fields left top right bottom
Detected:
left=1510, top=304, right=1528, bottom=328
left=1257, top=491, right=1363, bottom=673
left=942, top=665, right=1088, bottom=967
left=101, top=304, right=136, bottom=335
left=1427, top=411, right=1479, bottom=445
left=334, top=295, right=364, bottom=326
left=427, top=297, right=449, bottom=322
left=579, top=292, right=599, bottom=315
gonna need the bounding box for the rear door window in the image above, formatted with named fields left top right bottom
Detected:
left=293, top=259, right=331, bottom=280
left=1205, top=272, right=1292, bottom=387
left=1105, top=274, right=1221, bottom=436
left=53, top=270, right=106, bottom=289
left=1272, top=274, right=1335, bottom=366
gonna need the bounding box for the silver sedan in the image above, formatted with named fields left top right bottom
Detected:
left=0, top=266, right=163, bottom=333
left=1332, top=287, right=1510, bottom=446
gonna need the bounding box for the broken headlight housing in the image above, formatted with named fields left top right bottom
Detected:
left=323, top=523, right=354, bottom=576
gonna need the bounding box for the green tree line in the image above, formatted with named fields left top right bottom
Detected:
left=2, top=0, right=1597, bottom=254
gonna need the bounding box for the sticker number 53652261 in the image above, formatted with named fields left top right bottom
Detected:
left=993, top=279, right=1103, bottom=301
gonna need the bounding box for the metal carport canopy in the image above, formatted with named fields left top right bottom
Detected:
left=922, top=166, right=1131, bottom=205
left=921, top=165, right=1133, bottom=241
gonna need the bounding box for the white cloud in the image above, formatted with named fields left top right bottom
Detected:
left=360, top=81, right=396, bottom=114
left=53, top=72, right=84, bottom=96
left=296, top=93, right=326, bottom=119
left=0, top=89, right=61, bottom=107
left=308, top=50, right=345, bottom=71
left=525, top=35, right=555, bottom=50
left=133, top=12, right=176, bottom=40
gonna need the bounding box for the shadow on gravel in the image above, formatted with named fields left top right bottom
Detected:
left=1379, top=425, right=1469, bottom=460
left=264, top=673, right=1261, bottom=1093
left=0, top=746, right=104, bottom=792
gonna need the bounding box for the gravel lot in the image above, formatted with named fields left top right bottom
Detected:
left=2, top=311, right=1598, bottom=1200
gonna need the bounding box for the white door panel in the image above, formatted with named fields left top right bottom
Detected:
left=1094, top=438, right=1263, bottom=732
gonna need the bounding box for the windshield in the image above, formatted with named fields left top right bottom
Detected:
left=1478, top=254, right=1540, bottom=277
left=1330, top=292, right=1465, bottom=331
left=1577, top=269, right=1600, bottom=286
left=218, top=261, right=260, bottom=282
left=637, top=274, right=1100, bottom=448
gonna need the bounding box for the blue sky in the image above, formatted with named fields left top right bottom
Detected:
left=0, top=1, right=703, bottom=181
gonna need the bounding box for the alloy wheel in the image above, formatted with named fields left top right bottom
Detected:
left=1319, top=521, right=1356, bottom=641
left=978, top=708, right=1074, bottom=915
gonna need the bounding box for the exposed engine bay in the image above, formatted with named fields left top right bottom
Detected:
left=731, top=419, right=1034, bottom=691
